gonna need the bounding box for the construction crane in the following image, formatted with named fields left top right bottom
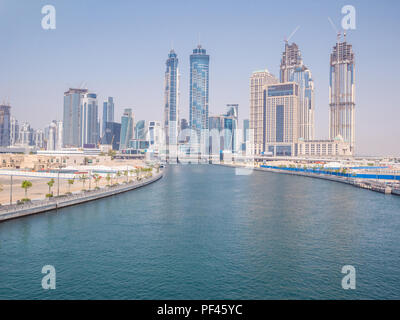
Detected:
left=328, top=17, right=341, bottom=42
left=284, top=25, right=300, bottom=44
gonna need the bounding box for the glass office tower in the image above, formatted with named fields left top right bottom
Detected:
left=189, top=44, right=209, bottom=145
left=164, top=49, right=179, bottom=156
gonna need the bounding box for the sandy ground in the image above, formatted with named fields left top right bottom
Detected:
left=0, top=159, right=146, bottom=205
left=0, top=174, right=139, bottom=205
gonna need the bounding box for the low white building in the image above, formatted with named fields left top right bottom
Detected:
left=296, top=135, right=352, bottom=157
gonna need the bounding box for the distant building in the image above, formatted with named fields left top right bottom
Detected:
left=102, top=121, right=121, bottom=150
left=242, top=119, right=249, bottom=152
left=148, top=121, right=162, bottom=153
left=10, top=116, right=19, bottom=146
left=249, top=70, right=278, bottom=155
left=119, top=108, right=134, bottom=150
left=18, top=122, right=33, bottom=147
left=102, top=97, right=114, bottom=136
left=280, top=42, right=315, bottom=140
left=63, top=88, right=88, bottom=147
left=164, top=49, right=180, bottom=156
left=264, top=83, right=299, bottom=156
left=296, top=135, right=352, bottom=157
left=80, top=92, right=99, bottom=147
left=329, top=34, right=355, bottom=154
left=135, top=120, right=147, bottom=140
left=190, top=44, right=209, bottom=140
left=0, top=105, right=11, bottom=147
left=33, top=129, right=44, bottom=149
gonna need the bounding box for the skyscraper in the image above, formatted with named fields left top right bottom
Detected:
left=80, top=92, right=99, bottom=147
left=102, top=97, right=115, bottom=136
left=164, top=49, right=179, bottom=155
left=10, top=116, right=19, bottom=146
left=264, top=83, right=299, bottom=156
left=0, top=105, right=11, bottom=147
left=280, top=42, right=315, bottom=140
left=189, top=44, right=209, bottom=140
left=63, top=88, right=88, bottom=147
left=249, top=70, right=278, bottom=155
left=119, top=108, right=134, bottom=150
left=329, top=34, right=355, bottom=154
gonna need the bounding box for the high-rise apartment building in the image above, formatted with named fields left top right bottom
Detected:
left=249, top=70, right=278, bottom=155
left=0, top=105, right=11, bottom=147
left=280, top=42, right=315, bottom=140
left=164, top=49, right=179, bottom=155
left=264, top=83, right=299, bottom=156
left=329, top=35, right=355, bottom=154
left=10, top=116, right=19, bottom=146
left=63, top=88, right=88, bottom=147
left=102, top=97, right=114, bottom=136
left=189, top=45, right=209, bottom=139
left=80, top=92, right=99, bottom=147
left=119, top=108, right=134, bottom=150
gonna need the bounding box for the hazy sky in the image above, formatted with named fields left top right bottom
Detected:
left=1, top=0, right=399, bottom=156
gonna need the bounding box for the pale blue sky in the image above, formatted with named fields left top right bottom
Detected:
left=1, top=0, right=399, bottom=156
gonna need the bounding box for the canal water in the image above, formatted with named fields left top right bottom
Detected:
left=1, top=165, right=400, bottom=299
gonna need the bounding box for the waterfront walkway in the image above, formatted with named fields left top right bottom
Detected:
left=0, top=171, right=163, bottom=223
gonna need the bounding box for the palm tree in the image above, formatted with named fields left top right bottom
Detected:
left=135, top=168, right=140, bottom=181
left=93, top=174, right=101, bottom=188
left=21, top=180, right=32, bottom=200
left=47, top=178, right=55, bottom=197
left=67, top=178, right=74, bottom=193
left=116, top=171, right=121, bottom=184
left=129, top=169, right=134, bottom=182
left=106, top=173, right=111, bottom=186
left=79, top=174, right=87, bottom=190
left=124, top=170, right=128, bottom=182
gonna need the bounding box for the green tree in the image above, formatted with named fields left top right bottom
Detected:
left=79, top=174, right=87, bottom=190
left=47, top=178, right=55, bottom=196
left=21, top=180, right=32, bottom=199
left=116, top=171, right=121, bottom=184
left=106, top=173, right=111, bottom=186
left=93, top=174, right=101, bottom=188
left=67, top=178, right=75, bottom=193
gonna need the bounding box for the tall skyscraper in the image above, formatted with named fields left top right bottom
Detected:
left=0, top=105, right=11, bottom=147
left=164, top=49, right=179, bottom=154
left=63, top=88, right=88, bottom=147
left=280, top=42, right=315, bottom=140
left=18, top=122, right=33, bottom=146
left=102, top=97, right=114, bottom=136
left=249, top=70, right=278, bottom=155
left=80, top=92, right=99, bottom=147
left=119, top=108, right=134, bottom=150
left=223, top=104, right=239, bottom=153
left=102, top=122, right=121, bottom=150
left=242, top=119, right=249, bottom=153
left=264, top=83, right=299, bottom=156
left=189, top=44, right=209, bottom=140
left=329, top=34, right=355, bottom=154
left=10, top=116, right=19, bottom=146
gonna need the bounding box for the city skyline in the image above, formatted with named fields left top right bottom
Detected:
left=1, top=0, right=400, bottom=156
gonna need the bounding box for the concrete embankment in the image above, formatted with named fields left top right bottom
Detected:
left=217, top=163, right=397, bottom=196
left=0, top=172, right=163, bottom=223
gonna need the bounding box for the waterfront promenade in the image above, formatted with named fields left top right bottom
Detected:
left=0, top=170, right=163, bottom=223
left=218, top=162, right=400, bottom=196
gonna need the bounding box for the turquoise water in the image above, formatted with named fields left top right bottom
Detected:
left=1, top=165, right=400, bottom=299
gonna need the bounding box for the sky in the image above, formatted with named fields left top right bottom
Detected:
left=1, top=0, right=399, bottom=156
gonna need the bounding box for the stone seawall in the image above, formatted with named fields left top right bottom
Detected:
left=0, top=172, right=163, bottom=223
